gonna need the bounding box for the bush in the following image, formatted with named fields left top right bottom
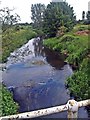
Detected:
left=56, top=26, right=68, bottom=37
left=43, top=24, right=89, bottom=100
left=0, top=84, right=19, bottom=116
left=78, top=26, right=86, bottom=31
left=2, top=26, right=37, bottom=63
left=60, top=35, right=75, bottom=42
left=67, top=58, right=90, bottom=100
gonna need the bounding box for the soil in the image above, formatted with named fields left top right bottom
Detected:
left=75, top=30, right=90, bottom=36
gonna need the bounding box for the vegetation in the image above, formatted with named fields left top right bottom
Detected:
left=0, top=84, right=19, bottom=116
left=67, top=58, right=90, bottom=100
left=1, top=25, right=37, bottom=63
left=43, top=24, right=90, bottom=100
left=86, top=11, right=90, bottom=22
left=31, top=1, right=76, bottom=37
left=82, top=11, right=85, bottom=20
left=31, top=3, right=45, bottom=29
left=43, top=2, right=76, bottom=37
left=0, top=7, right=21, bottom=31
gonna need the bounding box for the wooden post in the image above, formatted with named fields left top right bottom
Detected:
left=67, top=99, right=78, bottom=120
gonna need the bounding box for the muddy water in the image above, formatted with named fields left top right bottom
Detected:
left=2, top=38, right=88, bottom=118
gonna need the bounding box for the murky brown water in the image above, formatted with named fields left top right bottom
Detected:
left=2, top=38, right=88, bottom=118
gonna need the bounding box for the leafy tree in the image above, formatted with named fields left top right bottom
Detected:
left=31, top=3, right=45, bottom=29
left=43, top=2, right=76, bottom=37
left=82, top=11, right=85, bottom=20
left=0, top=7, right=21, bottom=31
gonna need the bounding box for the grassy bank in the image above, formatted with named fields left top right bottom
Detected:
left=1, top=25, right=37, bottom=63
left=43, top=24, right=90, bottom=100
left=0, top=84, right=19, bottom=116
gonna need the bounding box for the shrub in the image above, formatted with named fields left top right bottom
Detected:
left=0, top=84, right=19, bottom=116
left=2, top=26, right=37, bottom=63
left=67, top=58, right=90, bottom=100
left=60, top=35, right=75, bottom=42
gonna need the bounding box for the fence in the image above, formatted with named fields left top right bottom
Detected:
left=0, top=99, right=90, bottom=120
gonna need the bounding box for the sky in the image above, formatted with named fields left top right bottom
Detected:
left=0, top=0, right=90, bottom=23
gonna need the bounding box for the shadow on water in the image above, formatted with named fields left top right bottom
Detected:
left=3, top=37, right=89, bottom=118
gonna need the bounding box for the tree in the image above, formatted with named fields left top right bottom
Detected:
left=86, top=11, right=90, bottom=21
left=43, top=2, right=76, bottom=37
left=31, top=3, right=45, bottom=29
left=82, top=11, right=85, bottom=20
left=0, top=7, right=21, bottom=31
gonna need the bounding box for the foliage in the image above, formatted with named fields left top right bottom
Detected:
left=60, top=34, right=75, bottom=42
left=86, top=11, right=90, bottom=21
left=67, top=58, right=90, bottom=100
left=2, top=25, right=37, bottom=63
left=44, top=29, right=88, bottom=65
left=0, top=84, right=19, bottom=116
left=43, top=2, right=76, bottom=37
left=33, top=28, right=45, bottom=37
left=72, top=24, right=90, bottom=32
left=56, top=26, right=68, bottom=37
left=0, top=7, right=21, bottom=31
left=82, top=11, right=85, bottom=20
left=31, top=3, right=45, bottom=29
left=43, top=37, right=60, bottom=50
left=43, top=24, right=89, bottom=100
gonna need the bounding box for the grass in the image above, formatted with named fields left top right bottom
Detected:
left=72, top=24, right=90, bottom=32
left=2, top=25, right=37, bottom=63
left=44, top=32, right=88, bottom=64
left=0, top=84, right=19, bottom=116
left=43, top=24, right=90, bottom=100
left=67, top=58, right=90, bottom=100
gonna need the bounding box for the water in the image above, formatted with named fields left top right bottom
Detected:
left=2, top=37, right=88, bottom=118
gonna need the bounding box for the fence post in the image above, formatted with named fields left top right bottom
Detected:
left=67, top=99, right=78, bottom=120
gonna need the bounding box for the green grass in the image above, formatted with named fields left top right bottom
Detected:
left=66, top=57, right=90, bottom=100
left=2, top=25, right=37, bottom=63
left=0, top=84, right=19, bottom=116
left=44, top=33, right=88, bottom=64
left=72, top=24, right=90, bottom=32
left=43, top=24, right=90, bottom=100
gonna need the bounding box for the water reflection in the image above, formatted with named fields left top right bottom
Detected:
left=44, top=47, right=66, bottom=70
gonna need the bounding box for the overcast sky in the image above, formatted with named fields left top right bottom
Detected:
left=0, top=0, right=90, bottom=23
